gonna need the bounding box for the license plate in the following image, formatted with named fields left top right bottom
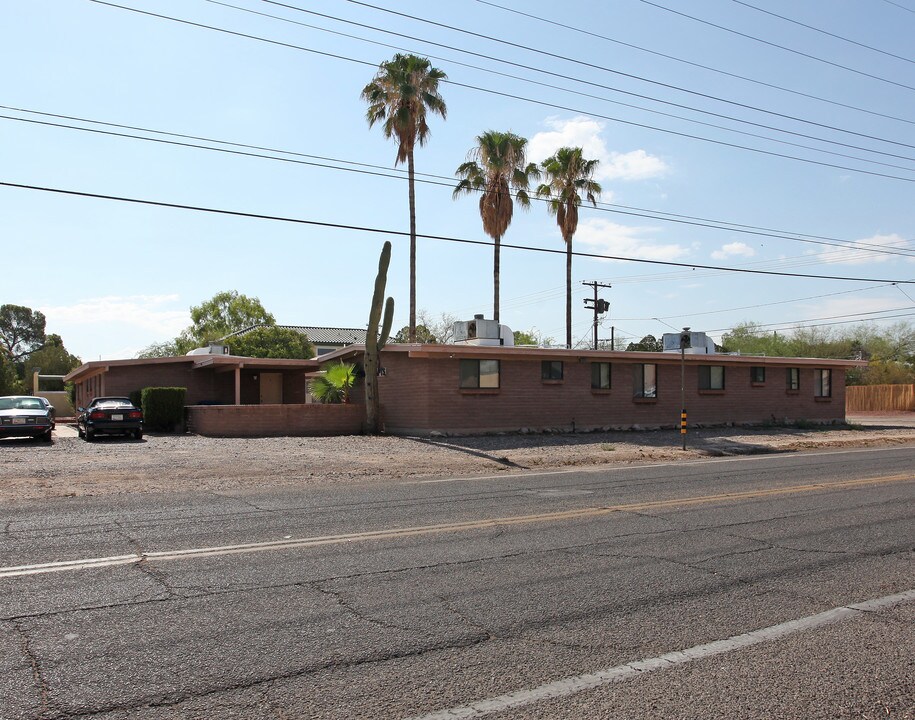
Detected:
left=12, top=418, right=26, bottom=424
left=111, top=414, right=123, bottom=421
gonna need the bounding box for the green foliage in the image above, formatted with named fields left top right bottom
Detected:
left=22, top=334, right=81, bottom=390
left=128, top=389, right=143, bottom=408
left=626, top=335, right=663, bottom=352
left=393, top=325, right=437, bottom=343
left=0, top=304, right=47, bottom=361
left=188, top=290, right=274, bottom=345
left=309, top=362, right=357, bottom=404
left=140, top=387, right=187, bottom=432
left=65, top=382, right=76, bottom=406
left=230, top=326, right=315, bottom=359
left=0, top=353, right=24, bottom=395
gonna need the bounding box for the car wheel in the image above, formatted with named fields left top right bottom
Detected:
left=134, top=429, right=143, bottom=440
left=40, top=429, right=53, bottom=442
left=85, top=428, right=94, bottom=442
left=77, top=425, right=84, bottom=438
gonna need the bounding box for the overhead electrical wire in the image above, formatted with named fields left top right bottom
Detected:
left=319, top=0, right=915, bottom=152
left=5, top=104, right=914, bottom=261
left=704, top=307, right=915, bottom=334
left=87, top=1, right=915, bottom=183
left=880, top=0, right=915, bottom=15
left=253, top=0, right=915, bottom=162
left=731, top=0, right=915, bottom=66
left=640, top=0, right=915, bottom=93
left=2, top=179, right=913, bottom=285
left=473, top=0, right=915, bottom=127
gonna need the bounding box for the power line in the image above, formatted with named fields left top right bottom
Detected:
left=732, top=0, right=914, bottom=66
left=2, top=179, right=914, bottom=284
left=5, top=105, right=914, bottom=261
left=706, top=309, right=915, bottom=334
left=89, top=1, right=915, bottom=183
left=213, top=0, right=915, bottom=171
left=641, top=0, right=915, bottom=93
left=329, top=0, right=915, bottom=151
left=259, top=0, right=915, bottom=162
left=880, top=0, right=915, bottom=15
left=474, top=0, right=915, bottom=128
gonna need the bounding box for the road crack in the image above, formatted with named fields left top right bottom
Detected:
left=14, top=619, right=51, bottom=716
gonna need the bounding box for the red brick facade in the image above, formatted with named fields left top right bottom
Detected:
left=371, top=347, right=854, bottom=435
left=187, top=403, right=363, bottom=437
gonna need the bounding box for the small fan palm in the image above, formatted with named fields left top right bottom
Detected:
left=536, top=147, right=601, bottom=349
left=361, top=53, right=447, bottom=342
left=309, top=362, right=357, bottom=404
left=454, top=130, right=540, bottom=322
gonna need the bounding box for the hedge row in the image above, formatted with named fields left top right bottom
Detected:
left=139, top=387, right=187, bottom=432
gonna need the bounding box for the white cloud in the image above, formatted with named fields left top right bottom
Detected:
left=711, top=241, right=756, bottom=260
left=814, top=233, right=915, bottom=265
left=37, top=295, right=191, bottom=360
left=528, top=116, right=669, bottom=183
left=575, top=218, right=689, bottom=263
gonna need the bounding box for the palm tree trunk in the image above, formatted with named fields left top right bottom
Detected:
left=566, top=235, right=572, bottom=349
left=493, top=234, right=501, bottom=323
left=407, top=151, right=417, bottom=343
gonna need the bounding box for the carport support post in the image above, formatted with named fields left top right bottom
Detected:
left=234, top=367, right=241, bottom=406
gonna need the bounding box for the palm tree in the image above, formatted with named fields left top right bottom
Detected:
left=361, top=54, right=447, bottom=342
left=536, top=147, right=602, bottom=349
left=309, top=362, right=357, bottom=404
left=453, top=131, right=539, bottom=323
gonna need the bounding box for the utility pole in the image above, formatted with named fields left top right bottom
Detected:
left=582, top=281, right=612, bottom=350
left=680, top=327, right=690, bottom=451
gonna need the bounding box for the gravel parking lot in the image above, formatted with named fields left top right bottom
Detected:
left=1, top=415, right=913, bottom=502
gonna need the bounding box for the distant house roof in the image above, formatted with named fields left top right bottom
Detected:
left=226, top=325, right=367, bottom=346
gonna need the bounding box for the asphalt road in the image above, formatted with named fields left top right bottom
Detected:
left=1, top=446, right=913, bottom=719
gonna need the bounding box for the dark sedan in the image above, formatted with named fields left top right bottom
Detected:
left=77, top=397, right=144, bottom=440
left=0, top=395, right=55, bottom=441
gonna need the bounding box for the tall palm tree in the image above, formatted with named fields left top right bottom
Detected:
left=361, top=54, right=447, bottom=342
left=536, top=147, right=602, bottom=349
left=453, top=130, right=539, bottom=323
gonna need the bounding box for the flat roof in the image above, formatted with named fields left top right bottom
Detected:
left=64, top=354, right=320, bottom=383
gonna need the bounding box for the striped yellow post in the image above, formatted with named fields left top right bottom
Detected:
left=681, top=410, right=687, bottom=450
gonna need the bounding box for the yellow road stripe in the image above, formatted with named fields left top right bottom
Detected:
left=1, top=473, right=910, bottom=578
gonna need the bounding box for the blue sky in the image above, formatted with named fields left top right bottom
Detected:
left=3, top=0, right=914, bottom=360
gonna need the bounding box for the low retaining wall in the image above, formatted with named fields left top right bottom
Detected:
left=186, top=404, right=364, bottom=437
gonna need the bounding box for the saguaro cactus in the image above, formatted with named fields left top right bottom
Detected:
left=365, top=241, right=395, bottom=434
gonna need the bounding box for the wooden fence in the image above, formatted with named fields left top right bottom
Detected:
left=846, top=384, right=915, bottom=412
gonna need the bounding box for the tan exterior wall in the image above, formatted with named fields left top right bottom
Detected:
left=187, top=403, right=363, bottom=437
left=376, top=353, right=849, bottom=434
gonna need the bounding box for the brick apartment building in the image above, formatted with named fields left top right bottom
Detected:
left=65, top=344, right=863, bottom=437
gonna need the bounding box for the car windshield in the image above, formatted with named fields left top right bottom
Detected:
left=0, top=397, right=45, bottom=410
left=92, top=398, right=132, bottom=407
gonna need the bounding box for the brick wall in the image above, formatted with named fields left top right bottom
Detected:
left=376, top=353, right=848, bottom=434
left=187, top=403, right=364, bottom=437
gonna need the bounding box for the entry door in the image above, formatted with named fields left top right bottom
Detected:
left=259, top=373, right=283, bottom=404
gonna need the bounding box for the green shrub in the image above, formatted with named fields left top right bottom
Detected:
left=141, top=387, right=187, bottom=432
left=128, top=389, right=143, bottom=408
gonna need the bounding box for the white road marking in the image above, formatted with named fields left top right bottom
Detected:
left=402, top=445, right=911, bottom=485
left=403, top=588, right=915, bottom=720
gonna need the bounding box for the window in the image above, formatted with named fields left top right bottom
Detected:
left=591, top=362, right=611, bottom=389
left=815, top=369, right=831, bottom=397
left=787, top=367, right=800, bottom=391
left=751, top=366, right=766, bottom=384
left=541, top=360, right=564, bottom=381
left=633, top=363, right=657, bottom=398
left=699, top=365, right=725, bottom=391
left=460, top=359, right=500, bottom=389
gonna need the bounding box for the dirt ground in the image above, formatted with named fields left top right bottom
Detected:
left=1, top=414, right=913, bottom=502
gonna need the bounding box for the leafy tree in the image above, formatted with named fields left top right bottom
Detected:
left=393, top=324, right=437, bottom=344
left=22, top=334, right=81, bottom=391
left=0, top=304, right=46, bottom=361
left=454, top=130, right=539, bottom=322
left=0, top=353, right=24, bottom=395
left=513, top=328, right=555, bottom=346
left=362, top=53, right=447, bottom=342
left=309, top=362, right=357, bottom=404
left=230, top=326, right=315, bottom=359
left=626, top=334, right=663, bottom=352
left=536, top=147, right=601, bottom=349
left=188, top=290, right=274, bottom=345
